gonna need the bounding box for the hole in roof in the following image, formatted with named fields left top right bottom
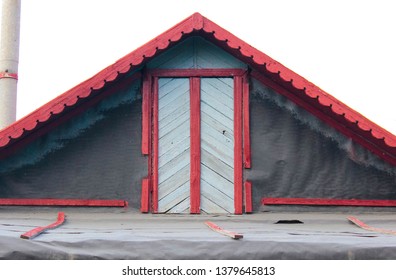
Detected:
left=275, top=220, right=304, bottom=224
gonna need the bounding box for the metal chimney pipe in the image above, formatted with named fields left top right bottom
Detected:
left=0, top=0, right=21, bottom=129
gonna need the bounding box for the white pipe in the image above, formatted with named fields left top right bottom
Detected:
left=0, top=0, right=21, bottom=129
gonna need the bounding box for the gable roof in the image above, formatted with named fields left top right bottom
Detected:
left=1, top=12, right=396, bottom=165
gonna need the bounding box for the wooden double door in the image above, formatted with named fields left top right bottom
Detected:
left=142, top=69, right=247, bottom=214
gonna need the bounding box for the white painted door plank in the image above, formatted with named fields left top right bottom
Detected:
left=158, top=165, right=190, bottom=200
left=159, top=110, right=190, bottom=139
left=201, top=90, right=234, bottom=120
left=201, top=80, right=234, bottom=110
left=201, top=149, right=234, bottom=182
left=159, top=83, right=189, bottom=110
left=201, top=102, right=233, bottom=131
left=159, top=139, right=190, bottom=168
left=201, top=121, right=233, bottom=149
left=201, top=138, right=233, bottom=169
left=201, top=180, right=234, bottom=213
left=158, top=181, right=190, bottom=213
left=201, top=165, right=234, bottom=197
left=158, top=149, right=190, bottom=184
left=201, top=111, right=234, bottom=139
left=204, top=77, right=234, bottom=98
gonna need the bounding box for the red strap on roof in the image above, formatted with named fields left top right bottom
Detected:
left=20, top=212, right=66, bottom=239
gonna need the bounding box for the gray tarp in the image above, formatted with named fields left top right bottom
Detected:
left=1, top=207, right=396, bottom=259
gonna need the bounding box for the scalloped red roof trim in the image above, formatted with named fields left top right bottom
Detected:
left=1, top=13, right=396, bottom=165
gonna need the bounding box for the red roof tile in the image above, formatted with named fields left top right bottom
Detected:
left=1, top=13, right=396, bottom=165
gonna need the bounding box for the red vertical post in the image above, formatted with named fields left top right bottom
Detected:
left=243, top=74, right=251, bottom=168
left=152, top=77, right=159, bottom=213
left=140, top=177, right=151, bottom=213
left=234, top=76, right=243, bottom=215
left=190, top=77, right=201, bottom=214
left=244, top=181, right=252, bottom=213
left=141, top=73, right=151, bottom=155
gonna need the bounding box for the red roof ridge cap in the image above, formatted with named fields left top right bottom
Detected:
left=192, top=12, right=204, bottom=30
left=114, top=13, right=206, bottom=69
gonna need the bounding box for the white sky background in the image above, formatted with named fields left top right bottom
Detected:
left=2, top=0, right=396, bottom=133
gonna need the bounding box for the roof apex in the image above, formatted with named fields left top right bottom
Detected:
left=1, top=12, right=396, bottom=165
left=192, top=12, right=204, bottom=29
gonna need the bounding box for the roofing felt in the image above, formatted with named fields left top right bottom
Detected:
left=1, top=208, right=396, bottom=259
left=0, top=13, right=396, bottom=165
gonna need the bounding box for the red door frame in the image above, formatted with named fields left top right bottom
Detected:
left=141, top=68, right=250, bottom=214
left=189, top=77, right=201, bottom=213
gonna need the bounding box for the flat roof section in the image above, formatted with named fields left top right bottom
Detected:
left=1, top=208, right=396, bottom=259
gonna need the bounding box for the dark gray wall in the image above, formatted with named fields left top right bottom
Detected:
left=1, top=47, right=396, bottom=213
left=0, top=79, right=147, bottom=208
left=246, top=78, right=396, bottom=210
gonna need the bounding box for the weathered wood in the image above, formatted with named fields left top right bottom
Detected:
left=149, top=71, right=247, bottom=214
left=244, top=181, right=252, bottom=213
left=195, top=37, right=246, bottom=69
left=140, top=177, right=151, bottom=213
left=190, top=77, right=201, bottom=214
left=141, top=73, right=151, bottom=155
left=152, top=77, right=159, bottom=212
left=147, top=38, right=194, bottom=69
left=158, top=181, right=190, bottom=213
left=158, top=121, right=190, bottom=157
left=158, top=98, right=189, bottom=125
left=348, top=216, right=396, bottom=236
left=150, top=68, right=246, bottom=77
left=201, top=79, right=234, bottom=110
left=201, top=109, right=234, bottom=138
left=200, top=77, right=235, bottom=214
left=262, top=198, right=396, bottom=207
left=233, top=76, right=243, bottom=215
left=158, top=148, right=190, bottom=184
left=201, top=107, right=234, bottom=134
left=158, top=140, right=190, bottom=168
left=201, top=88, right=234, bottom=120
left=159, top=108, right=190, bottom=138
left=205, top=221, right=243, bottom=239
left=0, top=199, right=127, bottom=207
left=148, top=37, right=246, bottom=70
left=20, top=212, right=66, bottom=240
left=157, top=165, right=190, bottom=200
left=201, top=164, right=234, bottom=197
left=201, top=149, right=234, bottom=183
left=201, top=121, right=233, bottom=150
left=157, top=78, right=191, bottom=213
left=201, top=195, right=229, bottom=213
left=167, top=196, right=190, bottom=214
left=158, top=79, right=189, bottom=109
left=243, top=74, right=251, bottom=168
left=158, top=91, right=190, bottom=121
left=201, top=137, right=233, bottom=169
left=159, top=120, right=190, bottom=152
left=205, top=76, right=234, bottom=93
left=201, top=179, right=233, bottom=213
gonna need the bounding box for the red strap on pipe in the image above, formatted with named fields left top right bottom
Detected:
left=0, top=72, right=18, bottom=80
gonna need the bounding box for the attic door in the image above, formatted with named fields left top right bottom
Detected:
left=142, top=69, right=247, bottom=214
